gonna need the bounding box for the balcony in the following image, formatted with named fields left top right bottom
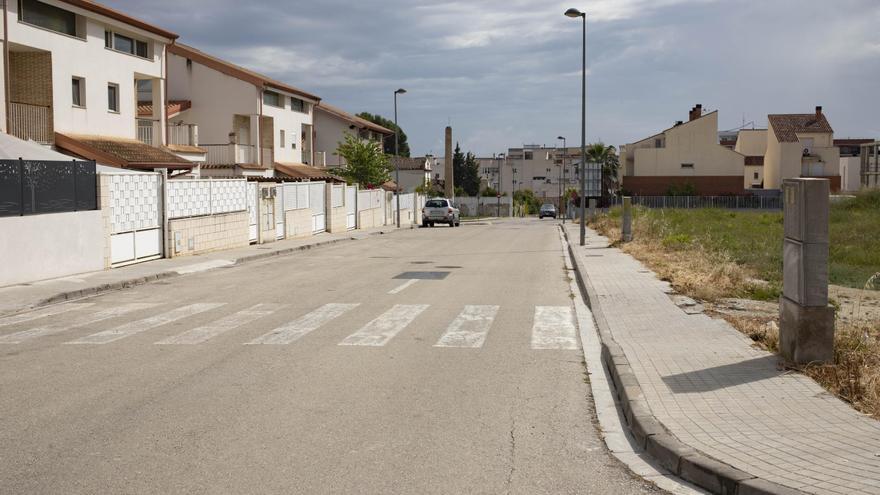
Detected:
left=201, top=143, right=257, bottom=166
left=168, top=124, right=199, bottom=147
left=137, top=119, right=161, bottom=146
left=9, top=102, right=53, bottom=145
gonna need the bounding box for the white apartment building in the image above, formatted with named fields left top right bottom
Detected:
left=166, top=43, right=326, bottom=179
left=503, top=146, right=580, bottom=204
left=2, top=0, right=190, bottom=170
left=313, top=102, right=392, bottom=168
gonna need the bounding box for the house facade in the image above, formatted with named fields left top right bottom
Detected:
left=619, top=105, right=745, bottom=195
left=836, top=139, right=873, bottom=192
left=166, top=43, right=321, bottom=178
left=390, top=156, right=432, bottom=192
left=733, top=129, right=768, bottom=189
left=860, top=141, right=880, bottom=189
left=765, top=107, right=839, bottom=190
left=1, top=0, right=190, bottom=170
left=313, top=103, right=392, bottom=169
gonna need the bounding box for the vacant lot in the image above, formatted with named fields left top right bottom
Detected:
left=589, top=190, right=880, bottom=417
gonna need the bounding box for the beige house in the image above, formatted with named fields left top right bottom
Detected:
left=390, top=156, right=432, bottom=193
left=733, top=129, right=768, bottom=189
left=313, top=102, right=393, bottom=168
left=620, top=104, right=745, bottom=195
left=764, top=107, right=839, bottom=190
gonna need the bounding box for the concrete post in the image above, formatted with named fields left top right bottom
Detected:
left=621, top=196, right=632, bottom=242
left=780, top=178, right=835, bottom=364
left=444, top=127, right=453, bottom=199
left=588, top=198, right=596, bottom=221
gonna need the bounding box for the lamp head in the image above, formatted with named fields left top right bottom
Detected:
left=395, top=88, right=407, bottom=95
left=564, top=8, right=584, bottom=18
left=557, top=136, right=565, bottom=140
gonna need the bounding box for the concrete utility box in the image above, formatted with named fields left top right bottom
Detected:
left=621, top=197, right=633, bottom=242
left=779, top=178, right=834, bottom=364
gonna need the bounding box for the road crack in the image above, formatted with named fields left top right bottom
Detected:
left=504, top=409, right=517, bottom=493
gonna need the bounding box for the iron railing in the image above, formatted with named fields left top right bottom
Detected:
left=168, top=124, right=198, bottom=147
left=201, top=144, right=257, bottom=165
left=0, top=159, right=97, bottom=217
left=609, top=195, right=782, bottom=210
left=137, top=119, right=158, bottom=146
left=9, top=102, right=52, bottom=145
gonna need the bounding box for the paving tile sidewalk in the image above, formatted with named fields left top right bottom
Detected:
left=565, top=224, right=880, bottom=495
left=0, top=225, right=404, bottom=317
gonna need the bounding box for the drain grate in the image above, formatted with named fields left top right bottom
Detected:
left=393, top=271, right=450, bottom=280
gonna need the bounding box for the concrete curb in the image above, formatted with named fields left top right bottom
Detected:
left=562, top=227, right=809, bottom=495
left=12, top=229, right=396, bottom=317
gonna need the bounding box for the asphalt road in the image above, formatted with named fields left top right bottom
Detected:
left=0, top=218, right=657, bottom=494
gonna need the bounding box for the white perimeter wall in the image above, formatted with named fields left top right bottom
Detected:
left=0, top=210, right=104, bottom=287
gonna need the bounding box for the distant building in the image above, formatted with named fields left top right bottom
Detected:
left=389, top=156, right=432, bottom=193
left=734, top=129, right=768, bottom=189
left=835, top=139, right=874, bottom=192
left=619, top=104, right=745, bottom=195
left=860, top=141, right=880, bottom=189
left=313, top=103, right=393, bottom=168
left=764, top=107, right=839, bottom=190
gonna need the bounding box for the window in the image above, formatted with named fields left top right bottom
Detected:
left=681, top=163, right=694, bottom=169
left=107, top=83, right=119, bottom=113
left=524, top=151, right=533, bottom=160
left=290, top=97, right=305, bottom=113
left=104, top=30, right=150, bottom=59
left=655, top=138, right=665, bottom=148
left=71, top=77, right=85, bottom=107
left=19, top=0, right=78, bottom=37
left=754, top=172, right=759, bottom=179
left=279, top=130, right=285, bottom=148
left=263, top=91, right=282, bottom=107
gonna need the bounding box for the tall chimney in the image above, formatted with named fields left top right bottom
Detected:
left=815, top=106, right=823, bottom=118
left=689, top=104, right=703, bottom=122
left=444, top=126, right=453, bottom=198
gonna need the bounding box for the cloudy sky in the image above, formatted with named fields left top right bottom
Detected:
left=112, top=0, right=879, bottom=157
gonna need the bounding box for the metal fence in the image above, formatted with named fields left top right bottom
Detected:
left=0, top=159, right=97, bottom=217
left=609, top=195, right=782, bottom=210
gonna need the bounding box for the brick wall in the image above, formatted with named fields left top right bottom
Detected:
left=284, top=209, right=313, bottom=239
left=10, top=52, right=53, bottom=107
left=167, top=211, right=249, bottom=257
left=622, top=176, right=745, bottom=196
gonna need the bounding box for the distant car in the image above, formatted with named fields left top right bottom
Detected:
left=539, top=203, right=557, bottom=219
left=422, top=198, right=460, bottom=227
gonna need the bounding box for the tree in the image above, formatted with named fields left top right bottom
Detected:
left=451, top=143, right=480, bottom=196
left=334, top=134, right=391, bottom=188
left=356, top=112, right=410, bottom=157
left=586, top=142, right=620, bottom=203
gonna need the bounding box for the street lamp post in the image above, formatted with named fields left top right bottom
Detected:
left=496, top=153, right=505, bottom=217
left=558, top=136, right=566, bottom=224
left=394, top=88, right=406, bottom=228
left=565, top=7, right=587, bottom=246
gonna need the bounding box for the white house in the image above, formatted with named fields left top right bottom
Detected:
left=1, top=0, right=190, bottom=171
left=313, top=102, right=393, bottom=168
left=390, top=156, right=432, bottom=192
left=166, top=43, right=325, bottom=179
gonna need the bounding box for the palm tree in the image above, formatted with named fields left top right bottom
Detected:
left=585, top=142, right=620, bottom=204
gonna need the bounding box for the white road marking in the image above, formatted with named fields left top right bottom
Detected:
left=156, top=303, right=284, bottom=345
left=434, top=305, right=499, bottom=348
left=0, top=303, right=156, bottom=344
left=339, top=304, right=429, bottom=347
left=174, top=260, right=234, bottom=275
left=247, top=303, right=359, bottom=345
left=0, top=303, right=94, bottom=329
left=66, top=303, right=225, bottom=344
left=530, top=306, right=579, bottom=350
left=388, top=279, right=419, bottom=294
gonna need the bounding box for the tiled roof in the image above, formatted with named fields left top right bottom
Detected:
left=316, top=102, right=394, bottom=135
left=60, top=0, right=177, bottom=39
left=834, top=138, right=874, bottom=146
left=768, top=114, right=833, bottom=143
left=138, top=100, right=191, bottom=118
left=55, top=133, right=192, bottom=170
left=166, top=144, right=205, bottom=154
left=745, top=156, right=765, bottom=166
left=274, top=162, right=344, bottom=182
left=168, top=44, right=320, bottom=102
left=390, top=156, right=430, bottom=171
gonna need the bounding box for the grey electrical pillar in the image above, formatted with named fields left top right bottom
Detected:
left=780, top=178, right=835, bottom=364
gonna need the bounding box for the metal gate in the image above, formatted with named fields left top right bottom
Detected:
left=274, top=185, right=285, bottom=239
left=247, top=182, right=258, bottom=242
left=108, top=173, right=163, bottom=266
left=309, top=182, right=326, bottom=233
left=345, top=185, right=356, bottom=230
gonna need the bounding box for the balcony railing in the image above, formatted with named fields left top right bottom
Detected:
left=9, top=102, right=52, bottom=145
left=168, top=124, right=198, bottom=147
left=312, top=151, right=326, bottom=167
left=202, top=143, right=257, bottom=165
left=137, top=119, right=160, bottom=146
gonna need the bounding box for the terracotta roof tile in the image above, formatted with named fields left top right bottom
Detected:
left=60, top=0, right=177, bottom=39
left=274, top=162, right=344, bottom=182
left=390, top=156, right=430, bottom=171
left=316, top=103, right=394, bottom=135
left=768, top=113, right=833, bottom=143
left=55, top=133, right=192, bottom=170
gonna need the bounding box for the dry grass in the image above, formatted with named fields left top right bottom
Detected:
left=590, top=208, right=880, bottom=418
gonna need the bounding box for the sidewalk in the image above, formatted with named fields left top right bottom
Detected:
left=564, top=224, right=880, bottom=495
left=0, top=225, right=404, bottom=317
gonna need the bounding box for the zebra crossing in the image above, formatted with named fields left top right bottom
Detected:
left=0, top=300, right=582, bottom=350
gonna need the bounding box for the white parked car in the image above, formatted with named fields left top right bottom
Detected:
left=422, top=198, right=460, bottom=227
